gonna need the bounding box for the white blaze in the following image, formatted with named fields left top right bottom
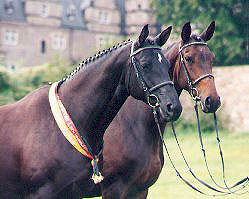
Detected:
left=158, top=53, right=162, bottom=63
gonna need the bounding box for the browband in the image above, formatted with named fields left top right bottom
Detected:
left=130, top=42, right=161, bottom=57
left=149, top=81, right=174, bottom=93
left=179, top=42, right=207, bottom=53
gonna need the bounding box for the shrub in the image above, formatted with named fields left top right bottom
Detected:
left=0, top=57, right=74, bottom=103
left=0, top=70, right=10, bottom=91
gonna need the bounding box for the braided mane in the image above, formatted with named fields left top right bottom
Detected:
left=61, top=39, right=132, bottom=83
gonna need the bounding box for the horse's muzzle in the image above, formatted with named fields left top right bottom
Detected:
left=202, top=95, right=221, bottom=113
left=159, top=101, right=182, bottom=122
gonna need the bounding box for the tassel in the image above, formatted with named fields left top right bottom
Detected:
left=91, top=158, right=104, bottom=184
left=91, top=173, right=104, bottom=184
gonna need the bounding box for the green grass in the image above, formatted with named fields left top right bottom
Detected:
left=90, top=132, right=249, bottom=199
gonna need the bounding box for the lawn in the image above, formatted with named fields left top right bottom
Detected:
left=89, top=131, right=249, bottom=199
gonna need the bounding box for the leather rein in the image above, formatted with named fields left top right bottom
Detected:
left=153, top=42, right=249, bottom=196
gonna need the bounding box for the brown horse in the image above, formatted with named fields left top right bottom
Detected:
left=0, top=25, right=182, bottom=199
left=96, top=21, right=221, bottom=198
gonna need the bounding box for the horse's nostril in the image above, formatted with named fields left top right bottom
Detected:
left=205, top=96, right=211, bottom=108
left=217, top=96, right=221, bottom=108
left=203, top=96, right=221, bottom=113
left=167, top=103, right=173, bottom=113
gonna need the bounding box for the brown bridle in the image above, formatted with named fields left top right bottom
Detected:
left=179, top=42, right=214, bottom=101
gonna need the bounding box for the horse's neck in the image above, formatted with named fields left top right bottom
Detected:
left=58, top=44, right=130, bottom=153
left=95, top=84, right=129, bottom=135
left=164, top=41, right=183, bottom=96
left=118, top=97, right=166, bottom=146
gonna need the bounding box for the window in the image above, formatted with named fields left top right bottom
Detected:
left=21, top=1, right=25, bottom=11
left=90, top=0, right=94, bottom=7
left=4, top=0, right=14, bottom=15
left=5, top=63, right=16, bottom=71
left=80, top=0, right=90, bottom=18
left=3, top=30, right=18, bottom=46
left=99, top=11, right=109, bottom=24
left=96, top=36, right=109, bottom=49
left=41, top=40, right=46, bottom=54
left=98, top=37, right=104, bottom=48
left=10, top=64, right=16, bottom=71
left=66, top=4, right=76, bottom=21
left=80, top=0, right=90, bottom=10
left=41, top=4, right=49, bottom=17
left=51, top=34, right=66, bottom=50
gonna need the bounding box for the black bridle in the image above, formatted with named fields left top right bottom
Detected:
left=129, top=42, right=174, bottom=108
left=179, top=42, right=214, bottom=101
left=152, top=42, right=249, bottom=196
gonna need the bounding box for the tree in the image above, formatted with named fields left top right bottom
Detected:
left=152, top=0, right=248, bottom=66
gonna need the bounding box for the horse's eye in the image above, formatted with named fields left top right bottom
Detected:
left=185, top=56, right=193, bottom=64
left=142, top=63, right=151, bottom=69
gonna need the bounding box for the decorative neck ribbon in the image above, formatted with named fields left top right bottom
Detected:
left=48, top=82, right=104, bottom=184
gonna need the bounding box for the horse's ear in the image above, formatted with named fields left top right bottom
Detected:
left=154, top=26, right=172, bottom=47
left=181, top=22, right=191, bottom=42
left=138, top=24, right=149, bottom=45
left=200, top=21, right=215, bottom=41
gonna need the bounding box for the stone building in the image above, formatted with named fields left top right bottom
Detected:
left=0, top=0, right=158, bottom=69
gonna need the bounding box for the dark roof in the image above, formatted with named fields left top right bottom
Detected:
left=0, top=0, right=26, bottom=22
left=61, top=0, right=88, bottom=30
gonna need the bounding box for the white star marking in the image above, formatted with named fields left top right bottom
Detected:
left=158, top=53, right=162, bottom=63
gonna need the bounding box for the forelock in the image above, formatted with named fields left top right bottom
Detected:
left=191, top=34, right=204, bottom=42
left=146, top=37, right=155, bottom=45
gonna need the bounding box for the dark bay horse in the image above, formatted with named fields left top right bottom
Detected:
left=0, top=25, right=182, bottom=199
left=97, top=21, right=221, bottom=198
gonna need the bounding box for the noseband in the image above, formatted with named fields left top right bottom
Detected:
left=179, top=42, right=214, bottom=101
left=129, top=42, right=174, bottom=108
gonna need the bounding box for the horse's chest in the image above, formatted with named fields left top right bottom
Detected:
left=138, top=150, right=163, bottom=186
